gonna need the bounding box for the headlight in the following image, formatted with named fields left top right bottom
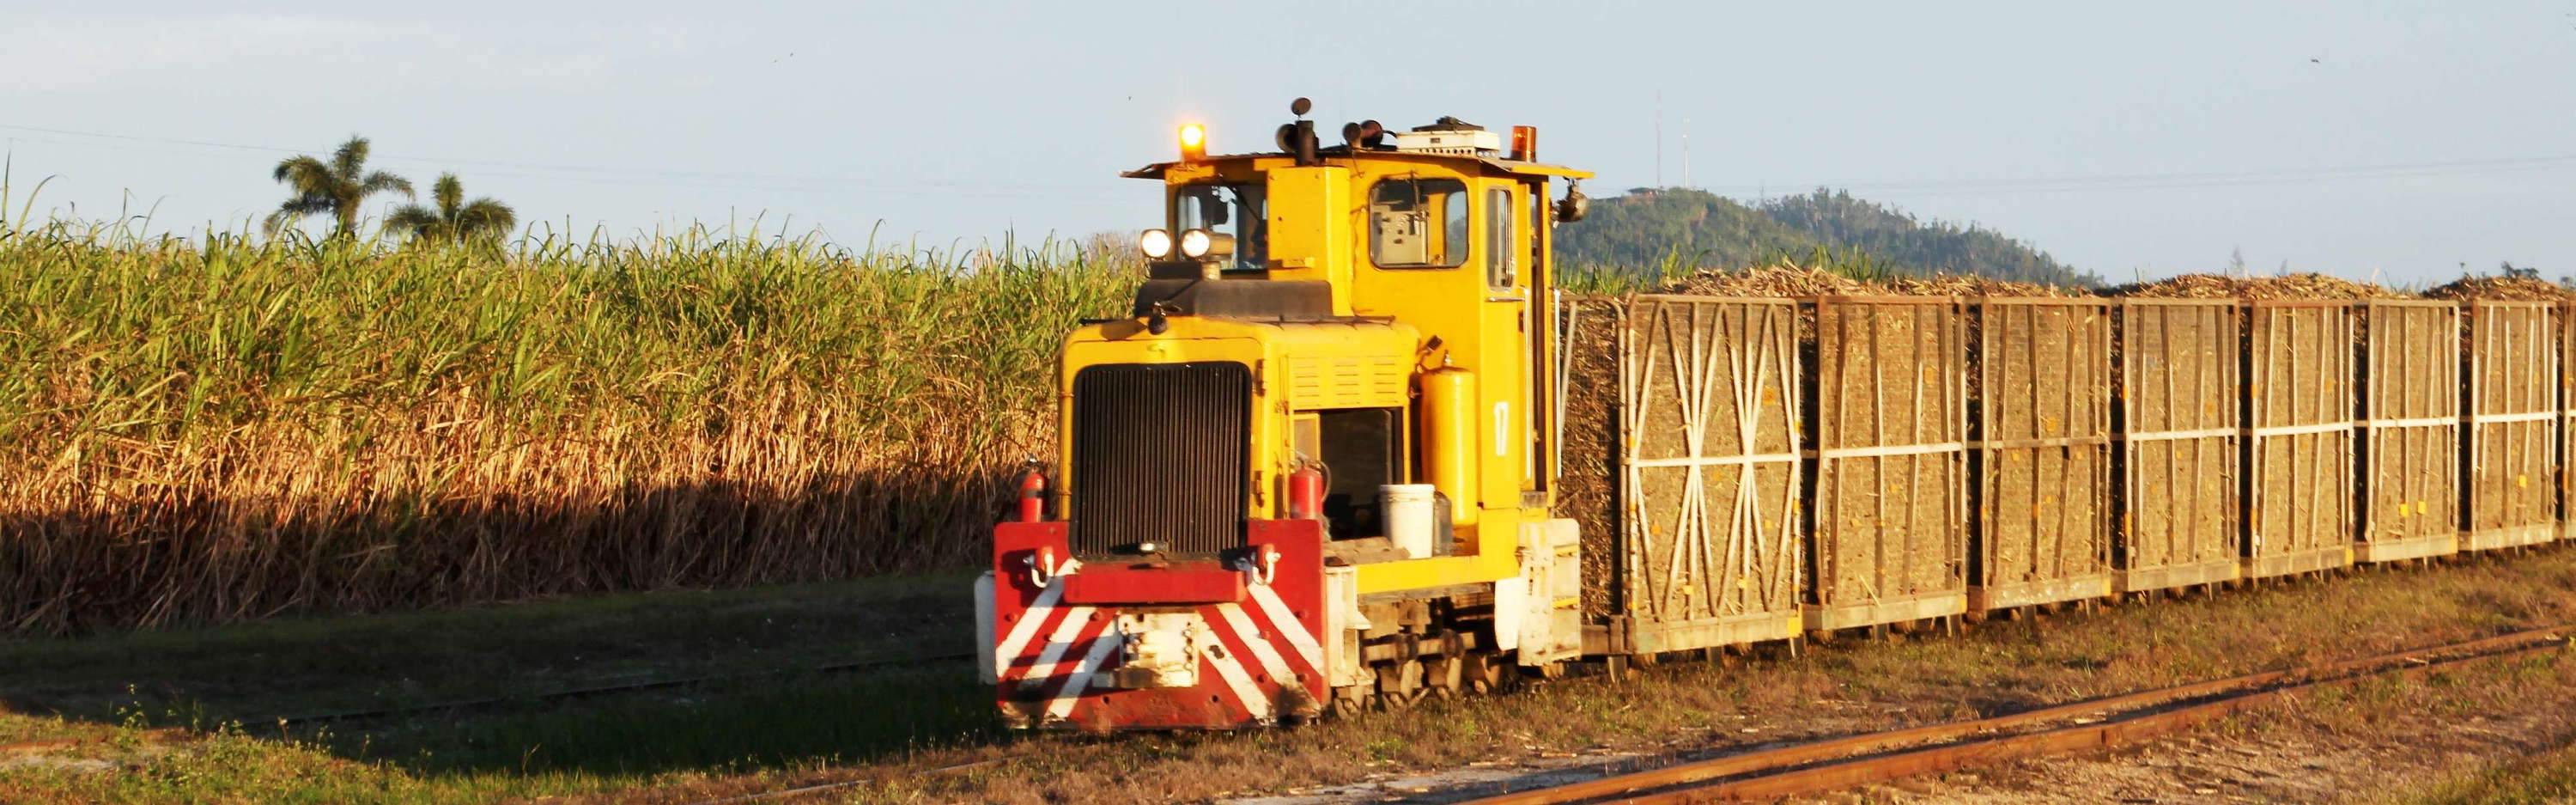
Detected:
left=1139, top=229, right=1173, bottom=259
left=1179, top=229, right=1236, bottom=260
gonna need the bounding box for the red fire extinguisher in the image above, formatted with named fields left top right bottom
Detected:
left=1287, top=462, right=1325, bottom=521
left=1018, top=466, right=1048, bottom=522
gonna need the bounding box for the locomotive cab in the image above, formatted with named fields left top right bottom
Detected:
left=981, top=102, right=1591, bottom=729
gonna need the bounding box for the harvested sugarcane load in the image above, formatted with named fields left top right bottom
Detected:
left=1559, top=292, right=1804, bottom=651
left=2355, top=298, right=2461, bottom=563
left=1554, top=259, right=2570, bottom=661
left=2108, top=272, right=2384, bottom=579
left=1806, top=292, right=1970, bottom=630
left=2110, top=296, right=2243, bottom=593
left=2421, top=277, right=2567, bottom=549
left=2422, top=276, right=2576, bottom=302
left=2107, top=271, right=2404, bottom=300
left=1562, top=263, right=2093, bottom=649
left=1967, top=295, right=2113, bottom=610
left=1560, top=264, right=1859, bottom=649
left=2239, top=298, right=2361, bottom=577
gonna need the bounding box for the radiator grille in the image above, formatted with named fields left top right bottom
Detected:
left=1071, top=362, right=1252, bottom=558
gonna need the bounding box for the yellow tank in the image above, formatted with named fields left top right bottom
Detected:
left=1417, top=356, right=1479, bottom=527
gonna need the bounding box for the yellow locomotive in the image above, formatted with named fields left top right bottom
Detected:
left=975, top=99, right=2574, bottom=734
left=980, top=100, right=1594, bottom=729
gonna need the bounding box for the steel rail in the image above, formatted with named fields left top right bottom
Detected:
left=1459, top=624, right=2574, bottom=805
left=1619, top=638, right=2568, bottom=803
left=269, top=650, right=976, bottom=726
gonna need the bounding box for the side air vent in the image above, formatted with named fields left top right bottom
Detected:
left=1070, top=362, right=1253, bottom=558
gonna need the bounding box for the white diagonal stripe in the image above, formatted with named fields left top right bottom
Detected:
left=1011, top=659, right=1087, bottom=679
left=1212, top=602, right=1296, bottom=686
left=1014, top=605, right=1096, bottom=686
left=991, top=558, right=1081, bottom=678
left=1248, top=583, right=1322, bottom=670
left=1043, top=631, right=1121, bottom=723
left=992, top=592, right=1060, bottom=677
left=1203, top=646, right=1272, bottom=723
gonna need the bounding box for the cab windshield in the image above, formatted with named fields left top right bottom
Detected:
left=1176, top=183, right=1267, bottom=271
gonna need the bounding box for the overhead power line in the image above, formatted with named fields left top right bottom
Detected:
left=1704, top=154, right=2576, bottom=198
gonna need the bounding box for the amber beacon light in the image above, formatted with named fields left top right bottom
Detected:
left=1178, top=124, right=1206, bottom=162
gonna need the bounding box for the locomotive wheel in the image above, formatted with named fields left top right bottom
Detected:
left=1375, top=659, right=1425, bottom=709
left=1423, top=653, right=1466, bottom=699
left=1465, top=652, right=1511, bottom=693
left=1327, top=684, right=1370, bottom=717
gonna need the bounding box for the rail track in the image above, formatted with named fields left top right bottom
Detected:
left=1455, top=624, right=2576, bottom=804
left=267, top=650, right=976, bottom=727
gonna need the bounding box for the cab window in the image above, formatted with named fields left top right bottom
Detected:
left=1368, top=178, right=1468, bottom=269
left=1528, top=184, right=1546, bottom=271
left=1176, top=183, right=1267, bottom=271
left=1486, top=186, right=1516, bottom=288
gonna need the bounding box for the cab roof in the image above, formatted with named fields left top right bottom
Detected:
left=1121, top=148, right=1593, bottom=181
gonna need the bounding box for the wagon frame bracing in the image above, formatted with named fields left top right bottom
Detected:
left=1583, top=296, right=1807, bottom=656
left=2240, top=300, right=2358, bottom=578
left=1967, top=297, right=2113, bottom=610
left=2357, top=299, right=2462, bottom=563
left=2466, top=300, right=2559, bottom=550
left=2111, top=299, right=2244, bottom=593
left=1802, top=296, right=1970, bottom=631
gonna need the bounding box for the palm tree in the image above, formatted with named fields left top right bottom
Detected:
left=387, top=174, right=518, bottom=245
left=267, top=136, right=413, bottom=238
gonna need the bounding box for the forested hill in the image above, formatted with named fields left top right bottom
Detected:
left=1555, top=187, right=2101, bottom=288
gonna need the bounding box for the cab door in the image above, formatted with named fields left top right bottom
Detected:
left=1475, top=181, right=1539, bottom=509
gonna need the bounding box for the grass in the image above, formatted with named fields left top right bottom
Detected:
left=0, top=573, right=998, bottom=803
left=0, top=572, right=975, bottom=722
left=0, top=216, right=1137, bottom=634
left=2385, top=738, right=2576, bottom=804
left=1, top=546, right=2569, bottom=804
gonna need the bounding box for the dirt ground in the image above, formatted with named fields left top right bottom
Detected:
left=1801, top=691, right=2575, bottom=805
left=1231, top=638, right=2576, bottom=805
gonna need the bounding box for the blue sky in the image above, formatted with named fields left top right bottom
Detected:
left=6, top=1, right=2572, bottom=284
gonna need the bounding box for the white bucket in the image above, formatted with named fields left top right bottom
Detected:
left=1381, top=484, right=1439, bottom=558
